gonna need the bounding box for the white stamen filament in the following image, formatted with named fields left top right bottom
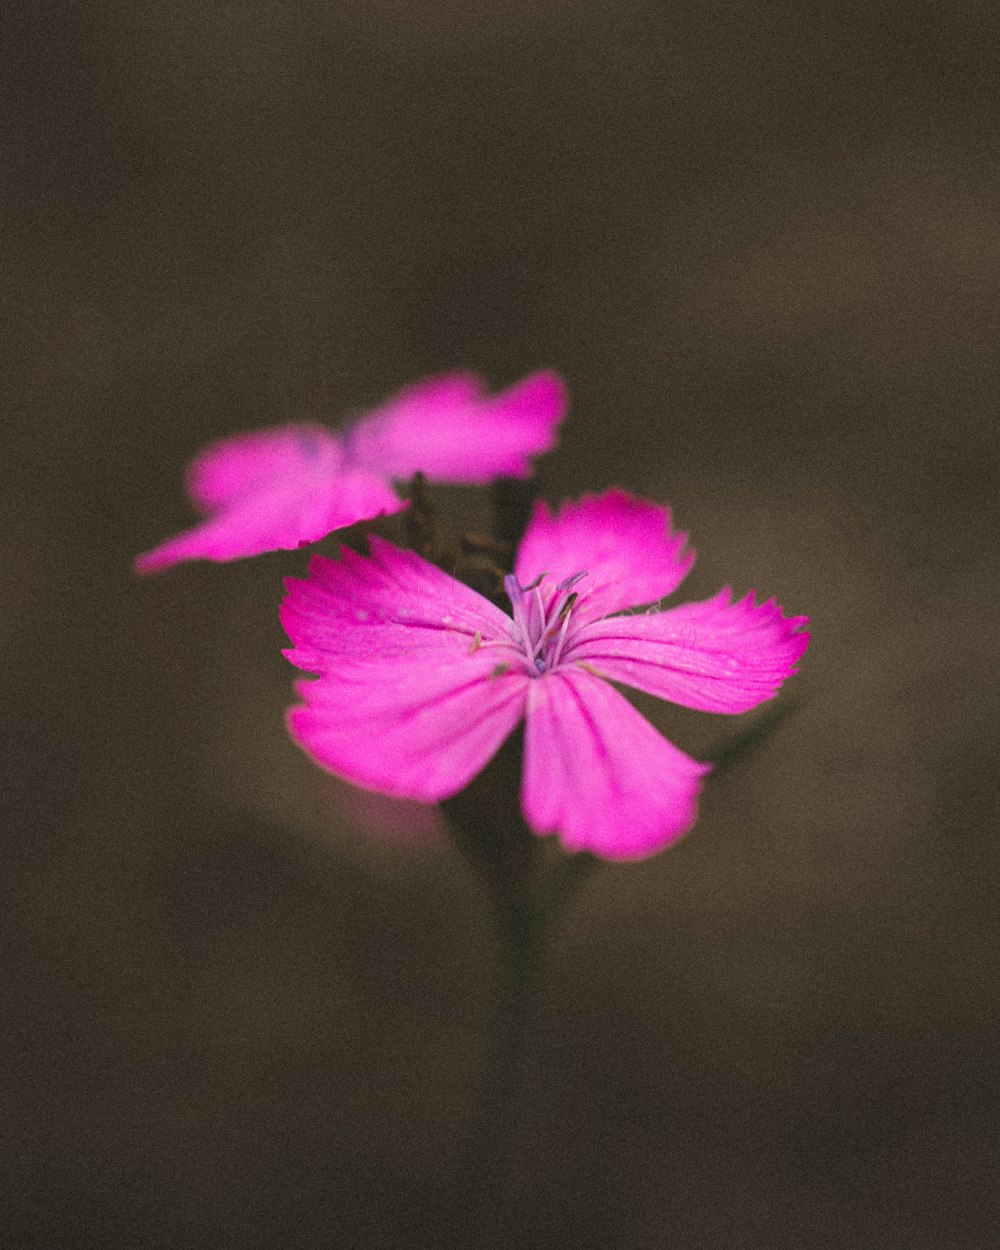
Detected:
left=503, top=570, right=588, bottom=676
left=504, top=575, right=531, bottom=651
left=547, top=602, right=575, bottom=669
left=530, top=585, right=547, bottom=658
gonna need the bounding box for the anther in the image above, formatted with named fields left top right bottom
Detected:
left=556, top=591, right=578, bottom=621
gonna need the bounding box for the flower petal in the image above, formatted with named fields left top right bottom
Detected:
left=567, top=589, right=810, bottom=713
left=514, top=490, right=694, bottom=619
left=184, top=423, right=338, bottom=512
left=288, top=657, right=529, bottom=802
left=281, top=536, right=521, bottom=675
left=522, top=668, right=711, bottom=860
left=283, top=535, right=531, bottom=800
left=343, top=370, right=567, bottom=483
left=135, top=425, right=403, bottom=572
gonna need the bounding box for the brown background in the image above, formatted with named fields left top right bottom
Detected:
left=3, top=2, right=999, bottom=1246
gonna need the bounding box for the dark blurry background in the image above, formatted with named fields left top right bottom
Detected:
left=3, top=2, right=999, bottom=1246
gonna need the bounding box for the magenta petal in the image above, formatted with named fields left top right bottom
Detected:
left=568, top=589, right=810, bottom=713
left=288, top=657, right=529, bottom=802
left=135, top=425, right=403, bottom=571
left=514, top=490, right=694, bottom=619
left=522, top=669, right=711, bottom=860
left=282, top=536, right=529, bottom=799
left=281, top=536, right=520, bottom=675
left=343, top=370, right=567, bottom=483
left=184, top=424, right=337, bottom=512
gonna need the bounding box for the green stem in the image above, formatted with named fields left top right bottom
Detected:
left=707, top=694, right=801, bottom=776
left=473, top=879, right=540, bottom=1184
left=445, top=802, right=596, bottom=1233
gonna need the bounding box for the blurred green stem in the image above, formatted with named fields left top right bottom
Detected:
left=444, top=787, right=597, bottom=1232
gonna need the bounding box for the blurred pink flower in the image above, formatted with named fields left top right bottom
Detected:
left=281, top=490, right=809, bottom=861
left=135, top=371, right=566, bottom=572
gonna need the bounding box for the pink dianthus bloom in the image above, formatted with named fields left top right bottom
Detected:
left=135, top=371, right=566, bottom=572
left=281, top=490, right=809, bottom=861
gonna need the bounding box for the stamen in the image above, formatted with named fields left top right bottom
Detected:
left=503, top=574, right=530, bottom=648
left=504, top=569, right=587, bottom=677
left=556, top=590, right=578, bottom=621
left=468, top=630, right=482, bottom=655
left=529, top=584, right=547, bottom=657
left=548, top=598, right=576, bottom=669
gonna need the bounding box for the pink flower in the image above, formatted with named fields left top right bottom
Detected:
left=135, top=371, right=566, bottom=572
left=281, top=491, right=809, bottom=861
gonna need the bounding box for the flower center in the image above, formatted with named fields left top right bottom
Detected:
left=504, top=571, right=587, bottom=675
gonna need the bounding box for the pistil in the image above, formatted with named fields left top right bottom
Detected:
left=503, top=571, right=587, bottom=676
